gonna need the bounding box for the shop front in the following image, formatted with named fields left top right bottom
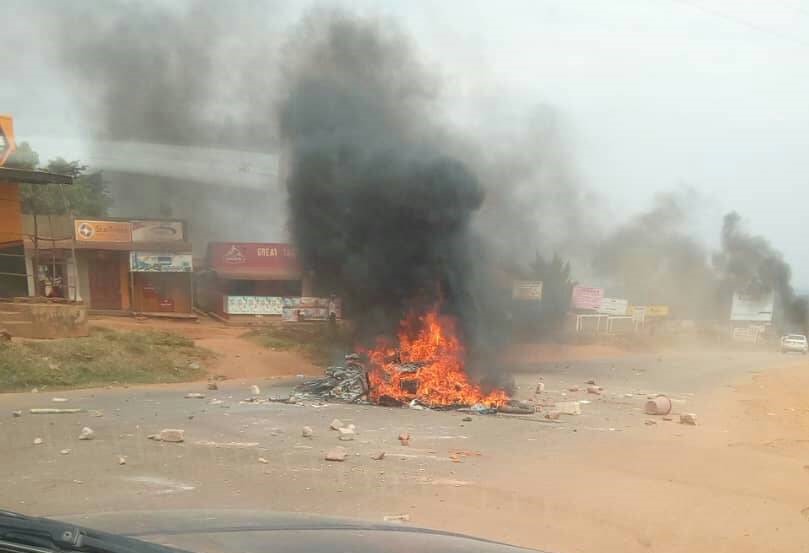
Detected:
left=196, top=242, right=338, bottom=323
left=69, top=218, right=193, bottom=316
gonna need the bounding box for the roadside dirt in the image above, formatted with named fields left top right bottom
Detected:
left=89, top=316, right=322, bottom=380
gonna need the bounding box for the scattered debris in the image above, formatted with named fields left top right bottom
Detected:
left=544, top=411, right=561, bottom=421
left=302, top=426, right=313, bottom=438
left=209, top=399, right=224, bottom=405
left=0, top=329, right=11, bottom=342
left=207, top=382, right=219, bottom=391
left=383, top=514, right=410, bottom=522
left=29, top=408, right=84, bottom=415
left=568, top=386, right=580, bottom=392
left=188, top=362, right=201, bottom=370
left=33, top=437, right=43, bottom=445
left=31, top=388, right=39, bottom=393
left=51, top=397, right=69, bottom=403
left=408, top=399, right=427, bottom=410
left=465, top=403, right=497, bottom=415
left=184, top=393, right=205, bottom=399
left=644, top=419, right=657, bottom=426
left=12, top=410, right=22, bottom=418
left=535, top=382, right=545, bottom=394
left=250, top=385, right=261, bottom=396
left=498, top=400, right=536, bottom=415
left=586, top=379, right=596, bottom=385
left=586, top=385, right=602, bottom=395
left=338, top=426, right=356, bottom=441
left=60, top=449, right=71, bottom=455
left=78, top=426, right=95, bottom=440
left=644, top=395, right=672, bottom=416
left=295, top=357, right=369, bottom=402
left=325, top=446, right=347, bottom=461
left=680, top=413, right=697, bottom=425
left=662, top=416, right=673, bottom=421
left=149, top=428, right=185, bottom=443
left=554, top=401, right=582, bottom=415
left=462, top=416, right=473, bottom=422
left=258, top=457, right=269, bottom=464
left=371, top=451, right=386, bottom=460
left=118, top=456, right=127, bottom=465
left=398, top=431, right=411, bottom=446
left=330, top=418, right=344, bottom=430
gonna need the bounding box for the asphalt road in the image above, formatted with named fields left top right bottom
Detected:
left=0, top=348, right=802, bottom=553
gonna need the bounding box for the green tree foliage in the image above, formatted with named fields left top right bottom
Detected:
left=6, top=143, right=111, bottom=217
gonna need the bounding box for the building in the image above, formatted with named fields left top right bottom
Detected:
left=24, top=217, right=194, bottom=316
left=196, top=241, right=338, bottom=324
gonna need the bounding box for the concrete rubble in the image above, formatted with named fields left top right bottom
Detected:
left=398, top=431, right=411, bottom=446
left=148, top=428, right=185, bottom=443
left=250, top=385, right=261, bottom=396
left=12, top=410, right=22, bottom=417
left=184, top=393, right=205, bottom=399
left=330, top=418, right=344, bottom=430
left=383, top=514, right=410, bottom=522
left=78, top=426, right=95, bottom=440
left=338, top=426, right=355, bottom=441
left=60, top=449, right=71, bottom=455
left=258, top=457, right=269, bottom=464
left=586, top=385, right=602, bottom=395
left=645, top=395, right=672, bottom=416
left=302, top=425, right=314, bottom=438
left=33, top=437, right=43, bottom=445
left=371, top=451, right=386, bottom=460
left=325, top=446, right=347, bottom=462
left=680, top=413, right=697, bottom=425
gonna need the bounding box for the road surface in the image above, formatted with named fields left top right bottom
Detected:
left=3, top=347, right=809, bottom=553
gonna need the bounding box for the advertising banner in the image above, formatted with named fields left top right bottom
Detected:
left=512, top=281, right=543, bottom=301
left=598, top=297, right=629, bottom=316
left=130, top=252, right=192, bottom=272
left=571, top=286, right=604, bottom=310
left=281, top=296, right=341, bottom=321
left=131, top=221, right=184, bottom=242
left=730, top=291, right=775, bottom=322
left=225, top=296, right=284, bottom=315
left=75, top=219, right=131, bottom=243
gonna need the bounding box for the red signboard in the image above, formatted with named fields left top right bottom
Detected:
left=208, top=242, right=302, bottom=279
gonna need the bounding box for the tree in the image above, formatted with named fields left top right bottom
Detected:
left=5, top=143, right=111, bottom=296
left=529, top=252, right=575, bottom=335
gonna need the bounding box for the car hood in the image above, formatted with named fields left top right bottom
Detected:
left=57, top=510, right=541, bottom=553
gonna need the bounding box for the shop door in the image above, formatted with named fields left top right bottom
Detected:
left=88, top=253, right=122, bottom=310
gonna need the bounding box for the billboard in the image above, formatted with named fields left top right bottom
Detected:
left=730, top=291, right=775, bottom=322
left=598, top=297, right=628, bottom=316
left=571, top=286, right=604, bottom=310
left=130, top=252, right=192, bottom=272
left=646, top=305, right=670, bottom=318
left=131, top=221, right=184, bottom=242
left=512, top=281, right=543, bottom=301
left=75, top=219, right=131, bottom=243
left=226, top=295, right=284, bottom=315
left=208, top=242, right=302, bottom=278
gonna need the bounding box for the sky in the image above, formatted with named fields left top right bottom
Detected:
left=3, top=0, right=809, bottom=286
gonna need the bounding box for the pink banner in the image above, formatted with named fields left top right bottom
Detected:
left=571, top=286, right=604, bottom=310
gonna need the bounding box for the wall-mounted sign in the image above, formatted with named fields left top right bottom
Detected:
left=131, top=221, right=184, bottom=242
left=75, top=220, right=131, bottom=243
left=130, top=252, right=193, bottom=272
left=281, top=297, right=341, bottom=321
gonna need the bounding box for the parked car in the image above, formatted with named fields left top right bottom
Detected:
left=780, top=334, right=808, bottom=354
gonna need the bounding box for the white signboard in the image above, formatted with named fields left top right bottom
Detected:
left=598, top=297, right=629, bottom=316
left=730, top=291, right=775, bottom=322
left=130, top=252, right=192, bottom=272
left=225, top=296, right=284, bottom=315
left=512, top=281, right=543, bottom=301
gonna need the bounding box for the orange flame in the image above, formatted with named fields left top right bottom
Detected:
left=365, top=306, right=508, bottom=408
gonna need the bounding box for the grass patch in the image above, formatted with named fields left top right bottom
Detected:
left=0, top=327, right=211, bottom=392
left=245, top=323, right=352, bottom=365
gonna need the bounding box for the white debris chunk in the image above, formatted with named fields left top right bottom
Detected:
left=33, top=437, right=43, bottom=445
left=184, top=393, right=205, bottom=399
left=325, top=446, right=347, bottom=461
left=78, top=426, right=95, bottom=440
left=250, top=385, right=261, bottom=396
left=302, top=426, right=313, bottom=438
left=329, top=418, right=344, bottom=430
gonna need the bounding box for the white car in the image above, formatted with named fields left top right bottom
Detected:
left=780, top=334, right=808, bottom=354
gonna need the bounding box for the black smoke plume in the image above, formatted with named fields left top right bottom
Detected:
left=714, top=212, right=807, bottom=329
left=280, top=10, right=507, bottom=382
